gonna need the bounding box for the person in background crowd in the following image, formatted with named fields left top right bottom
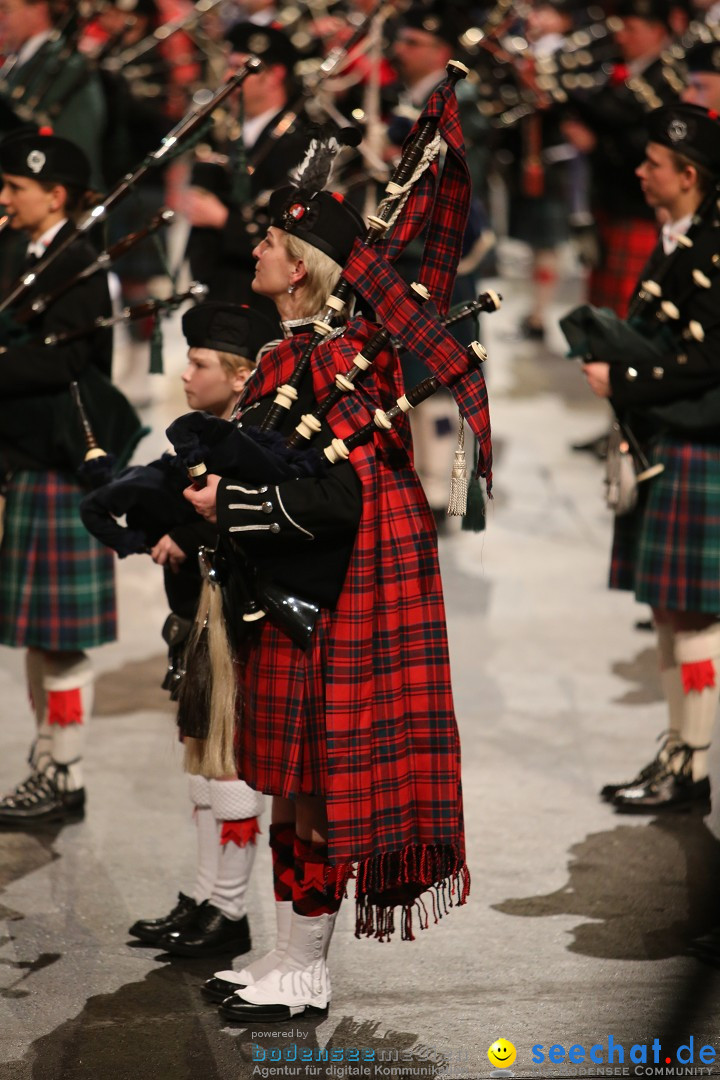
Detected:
left=0, top=0, right=106, bottom=184
left=683, top=38, right=720, bottom=110
left=561, top=0, right=681, bottom=318
left=581, top=105, right=720, bottom=813
left=0, top=132, right=140, bottom=827
left=183, top=21, right=308, bottom=330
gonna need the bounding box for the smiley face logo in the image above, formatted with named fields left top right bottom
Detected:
left=488, top=1039, right=517, bottom=1069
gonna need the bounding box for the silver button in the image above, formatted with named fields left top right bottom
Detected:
left=261, top=501, right=273, bottom=514
left=652, top=366, right=664, bottom=379
left=677, top=353, right=688, bottom=364
left=269, top=522, right=280, bottom=534
left=625, top=367, right=638, bottom=381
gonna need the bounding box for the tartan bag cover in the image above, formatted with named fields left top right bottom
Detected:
left=241, top=319, right=469, bottom=940
left=342, top=80, right=492, bottom=490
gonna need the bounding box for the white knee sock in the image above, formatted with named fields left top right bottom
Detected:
left=656, top=625, right=683, bottom=762
left=208, top=779, right=263, bottom=921
left=188, top=774, right=220, bottom=903
left=43, top=653, right=93, bottom=791
left=674, top=624, right=720, bottom=781
left=25, top=650, right=51, bottom=773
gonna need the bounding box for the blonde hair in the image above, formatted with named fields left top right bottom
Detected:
left=283, top=232, right=344, bottom=316
left=216, top=349, right=256, bottom=378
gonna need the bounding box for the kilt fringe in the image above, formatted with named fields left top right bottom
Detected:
left=336, top=844, right=471, bottom=942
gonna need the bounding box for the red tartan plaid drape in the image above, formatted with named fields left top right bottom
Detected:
left=241, top=326, right=469, bottom=940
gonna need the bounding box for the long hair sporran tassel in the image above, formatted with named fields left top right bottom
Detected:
left=203, top=578, right=238, bottom=777
left=179, top=565, right=238, bottom=778
left=179, top=579, right=213, bottom=774
left=447, top=415, right=468, bottom=516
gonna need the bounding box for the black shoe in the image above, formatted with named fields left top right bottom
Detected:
left=600, top=753, right=669, bottom=802
left=571, top=432, right=609, bottom=461
left=128, top=892, right=200, bottom=945
left=218, top=994, right=328, bottom=1023
left=160, top=904, right=251, bottom=957
left=201, top=975, right=247, bottom=1003
left=0, top=773, right=85, bottom=828
left=518, top=316, right=545, bottom=341
left=612, top=753, right=711, bottom=814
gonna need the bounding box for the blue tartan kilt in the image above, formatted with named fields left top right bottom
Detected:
left=609, top=436, right=720, bottom=613
left=0, top=469, right=117, bottom=650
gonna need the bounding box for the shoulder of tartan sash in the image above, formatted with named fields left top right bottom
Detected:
left=343, top=244, right=492, bottom=492
left=377, top=80, right=471, bottom=315
left=309, top=317, right=412, bottom=458
left=239, top=335, right=306, bottom=409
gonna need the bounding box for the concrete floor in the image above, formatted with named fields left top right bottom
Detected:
left=1, top=252, right=720, bottom=1080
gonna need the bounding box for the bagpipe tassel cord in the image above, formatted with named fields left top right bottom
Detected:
left=447, top=415, right=468, bottom=517
left=374, top=132, right=441, bottom=229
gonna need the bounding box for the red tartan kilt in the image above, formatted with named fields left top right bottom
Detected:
left=589, top=212, right=659, bottom=317
left=236, top=609, right=331, bottom=797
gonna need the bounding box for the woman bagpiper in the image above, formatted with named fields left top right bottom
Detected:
left=0, top=131, right=139, bottom=826
left=580, top=104, right=720, bottom=813
left=183, top=182, right=470, bottom=1022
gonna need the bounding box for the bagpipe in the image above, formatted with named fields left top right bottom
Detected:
left=101, top=0, right=228, bottom=72
left=13, top=208, right=176, bottom=324
left=82, top=61, right=495, bottom=575
left=0, top=54, right=264, bottom=316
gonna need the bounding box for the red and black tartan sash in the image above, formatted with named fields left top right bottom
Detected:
left=344, top=244, right=493, bottom=493
left=378, top=79, right=471, bottom=316
left=238, top=330, right=468, bottom=940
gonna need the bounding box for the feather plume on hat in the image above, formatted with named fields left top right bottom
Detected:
left=288, top=123, right=362, bottom=194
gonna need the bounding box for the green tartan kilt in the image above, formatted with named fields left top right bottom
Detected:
left=610, top=436, right=720, bottom=614
left=0, top=470, right=117, bottom=650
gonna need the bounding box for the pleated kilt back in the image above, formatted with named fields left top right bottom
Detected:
left=237, top=609, right=331, bottom=798
left=0, top=469, right=117, bottom=649
left=610, top=437, right=720, bottom=613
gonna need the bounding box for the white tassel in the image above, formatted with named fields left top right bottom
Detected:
left=447, top=416, right=468, bottom=516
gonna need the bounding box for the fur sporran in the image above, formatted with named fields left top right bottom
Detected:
left=605, top=422, right=638, bottom=516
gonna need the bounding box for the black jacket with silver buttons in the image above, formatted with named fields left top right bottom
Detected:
left=215, top=366, right=363, bottom=610
left=609, top=219, right=720, bottom=437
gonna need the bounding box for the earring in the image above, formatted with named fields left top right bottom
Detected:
left=287, top=284, right=295, bottom=294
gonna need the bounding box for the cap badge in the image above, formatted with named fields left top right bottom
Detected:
left=284, top=202, right=307, bottom=226
left=248, top=32, right=270, bottom=55
left=423, top=16, right=441, bottom=33
left=26, top=150, right=45, bottom=174
left=667, top=118, right=687, bottom=142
